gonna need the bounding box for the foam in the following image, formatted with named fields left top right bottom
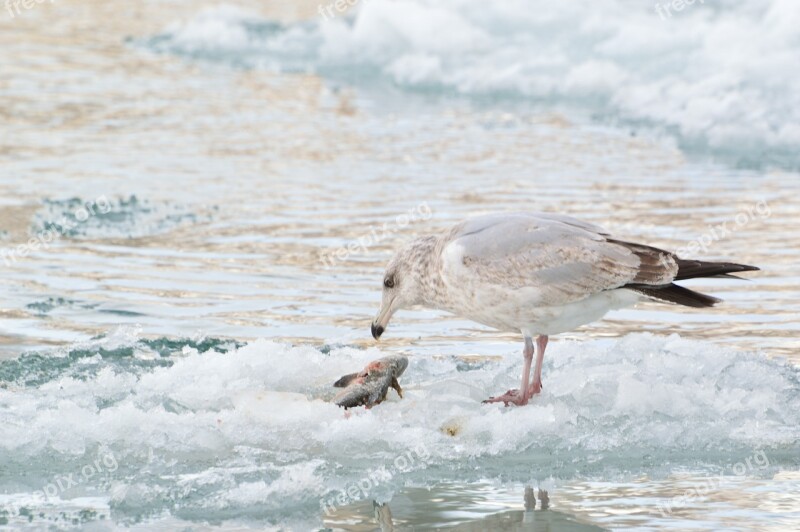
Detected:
left=144, top=0, right=800, bottom=168
left=1, top=330, right=798, bottom=526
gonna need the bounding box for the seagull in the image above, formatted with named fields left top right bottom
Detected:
left=370, top=212, right=759, bottom=406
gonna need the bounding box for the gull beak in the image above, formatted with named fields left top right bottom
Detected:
left=371, top=298, right=395, bottom=340
left=371, top=322, right=384, bottom=340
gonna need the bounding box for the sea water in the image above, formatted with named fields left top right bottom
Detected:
left=1, top=0, right=799, bottom=529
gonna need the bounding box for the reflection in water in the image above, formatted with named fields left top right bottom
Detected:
left=328, top=476, right=800, bottom=531
left=374, top=501, right=394, bottom=531
left=327, top=485, right=604, bottom=531
left=1, top=1, right=798, bottom=530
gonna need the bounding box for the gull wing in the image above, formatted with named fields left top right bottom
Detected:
left=443, top=212, right=678, bottom=306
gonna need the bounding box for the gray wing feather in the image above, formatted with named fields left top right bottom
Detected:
left=449, top=213, right=677, bottom=305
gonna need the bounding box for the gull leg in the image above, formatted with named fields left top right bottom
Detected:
left=483, top=336, right=534, bottom=406
left=526, top=335, right=548, bottom=398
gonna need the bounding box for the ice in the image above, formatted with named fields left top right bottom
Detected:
left=142, top=0, right=800, bottom=169
left=159, top=5, right=258, bottom=53
left=1, top=330, right=798, bottom=526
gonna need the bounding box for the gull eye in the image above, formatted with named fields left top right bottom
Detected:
left=383, top=276, right=395, bottom=289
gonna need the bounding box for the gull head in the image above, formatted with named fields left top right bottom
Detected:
left=371, top=236, right=437, bottom=340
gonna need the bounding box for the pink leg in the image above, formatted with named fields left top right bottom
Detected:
left=483, top=337, right=534, bottom=406
left=526, top=335, right=548, bottom=398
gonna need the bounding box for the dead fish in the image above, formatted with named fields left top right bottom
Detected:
left=333, top=355, right=409, bottom=409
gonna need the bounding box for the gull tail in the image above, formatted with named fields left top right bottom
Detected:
left=674, top=259, right=760, bottom=281
left=626, top=259, right=759, bottom=308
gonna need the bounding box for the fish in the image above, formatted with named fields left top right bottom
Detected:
left=333, top=355, right=409, bottom=409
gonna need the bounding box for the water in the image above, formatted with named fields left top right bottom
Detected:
left=1, top=1, right=799, bottom=530
left=141, top=0, right=800, bottom=171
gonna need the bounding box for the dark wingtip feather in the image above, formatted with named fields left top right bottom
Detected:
left=675, top=260, right=760, bottom=281
left=626, top=283, right=722, bottom=308
left=712, top=273, right=755, bottom=280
